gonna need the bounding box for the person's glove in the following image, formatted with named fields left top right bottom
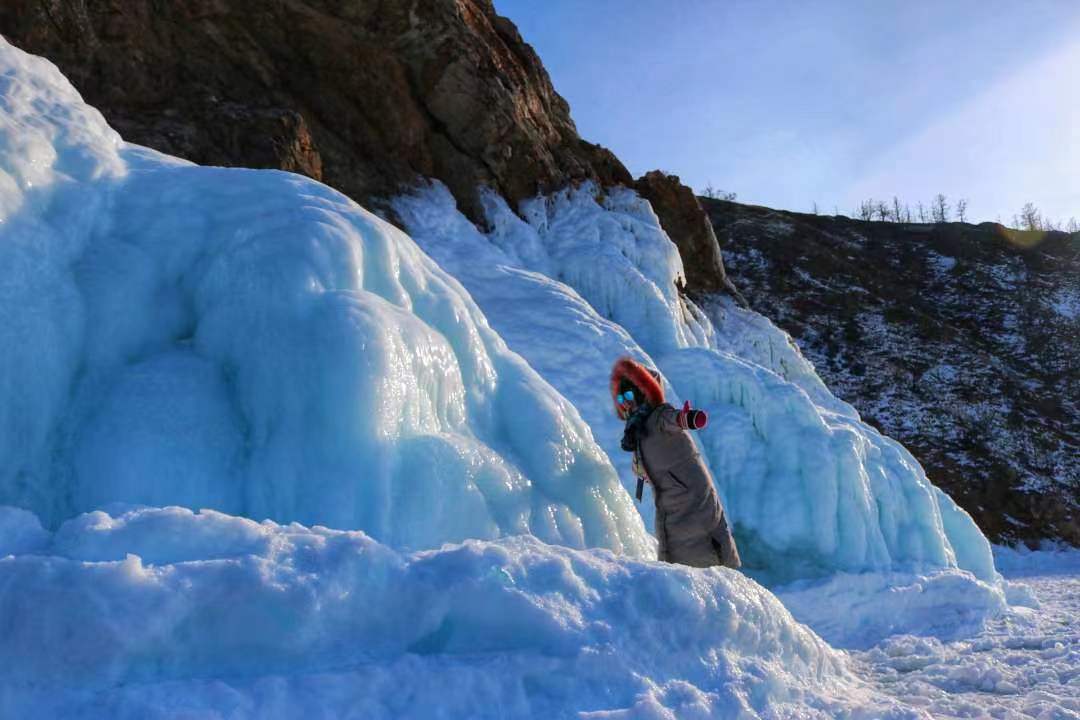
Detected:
left=677, top=400, right=708, bottom=430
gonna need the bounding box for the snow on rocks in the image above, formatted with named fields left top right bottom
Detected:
left=0, top=37, right=650, bottom=558
left=1049, top=287, right=1080, bottom=320
left=0, top=505, right=893, bottom=719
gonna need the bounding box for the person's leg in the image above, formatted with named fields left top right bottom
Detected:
left=710, top=512, right=741, bottom=569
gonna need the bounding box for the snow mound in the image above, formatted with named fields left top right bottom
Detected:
left=775, top=570, right=1006, bottom=649
left=394, top=183, right=998, bottom=586
left=0, top=505, right=898, bottom=719
left=993, top=542, right=1080, bottom=576
left=0, top=38, right=649, bottom=557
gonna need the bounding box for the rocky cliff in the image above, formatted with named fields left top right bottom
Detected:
left=1, top=0, right=741, bottom=300
left=634, top=171, right=746, bottom=304
left=0, top=0, right=635, bottom=222
left=704, top=198, right=1079, bottom=547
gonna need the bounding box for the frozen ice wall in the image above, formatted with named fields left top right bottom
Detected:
left=0, top=39, right=651, bottom=557
left=394, top=182, right=999, bottom=586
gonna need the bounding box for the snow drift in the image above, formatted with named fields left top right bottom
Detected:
left=0, top=505, right=893, bottom=719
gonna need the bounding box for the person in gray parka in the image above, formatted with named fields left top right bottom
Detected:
left=611, top=357, right=741, bottom=569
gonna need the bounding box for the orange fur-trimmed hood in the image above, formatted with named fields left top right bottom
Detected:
left=610, top=357, right=665, bottom=418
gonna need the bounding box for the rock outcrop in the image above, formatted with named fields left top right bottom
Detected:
left=1, top=1, right=746, bottom=305
left=0, top=0, right=631, bottom=222
left=703, top=197, right=1079, bottom=547
left=634, top=171, right=745, bottom=303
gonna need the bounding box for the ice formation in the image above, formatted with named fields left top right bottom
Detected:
left=0, top=39, right=649, bottom=558
left=0, top=32, right=996, bottom=584
left=394, top=183, right=999, bottom=586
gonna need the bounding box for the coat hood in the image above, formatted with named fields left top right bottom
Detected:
left=610, top=357, right=665, bottom=418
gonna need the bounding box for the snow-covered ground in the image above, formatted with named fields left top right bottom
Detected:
left=0, top=505, right=881, bottom=719
left=2, top=505, right=1074, bottom=718
left=0, top=36, right=1077, bottom=720
left=856, top=546, right=1080, bottom=719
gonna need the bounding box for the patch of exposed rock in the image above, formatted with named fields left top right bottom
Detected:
left=703, top=197, right=1079, bottom=547
left=634, top=171, right=745, bottom=303
left=0, top=0, right=631, bottom=221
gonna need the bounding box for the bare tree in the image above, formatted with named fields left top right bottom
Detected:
left=892, top=196, right=903, bottom=223
left=956, top=198, right=968, bottom=223
left=875, top=200, right=890, bottom=222
left=811, top=201, right=819, bottom=215
left=1020, top=202, right=1041, bottom=231
left=917, top=201, right=927, bottom=222
left=701, top=184, right=736, bottom=201
left=857, top=199, right=875, bottom=221
left=1068, top=217, right=1079, bottom=233
left=932, top=194, right=949, bottom=223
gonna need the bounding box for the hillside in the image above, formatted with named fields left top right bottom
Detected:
left=704, top=197, right=1079, bottom=546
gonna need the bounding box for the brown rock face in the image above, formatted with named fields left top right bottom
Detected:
left=634, top=170, right=745, bottom=304
left=0, top=0, right=630, bottom=222
left=0, top=2, right=749, bottom=306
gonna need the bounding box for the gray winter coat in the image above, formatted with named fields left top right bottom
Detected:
left=635, top=403, right=741, bottom=569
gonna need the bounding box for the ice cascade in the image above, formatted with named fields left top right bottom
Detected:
left=0, top=39, right=650, bottom=557
left=394, top=182, right=999, bottom=586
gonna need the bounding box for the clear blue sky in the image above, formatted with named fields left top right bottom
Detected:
left=494, top=0, right=1080, bottom=225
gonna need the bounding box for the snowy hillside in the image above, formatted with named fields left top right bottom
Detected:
left=2, top=38, right=1070, bottom=719
left=704, top=197, right=1079, bottom=548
